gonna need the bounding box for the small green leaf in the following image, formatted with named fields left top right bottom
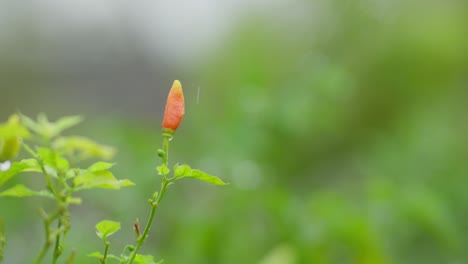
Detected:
left=53, top=116, right=84, bottom=134
left=95, top=220, right=121, bottom=241
left=88, top=162, right=115, bottom=172
left=87, top=252, right=102, bottom=258
left=19, top=159, right=41, bottom=172
left=134, top=254, right=157, bottom=264
left=156, top=165, right=170, bottom=176
left=19, top=114, right=41, bottom=136
left=186, top=169, right=227, bottom=185
left=0, top=161, right=36, bottom=187
left=37, top=148, right=69, bottom=173
left=174, top=164, right=192, bottom=177
left=74, top=170, right=135, bottom=190
left=0, top=184, right=53, bottom=198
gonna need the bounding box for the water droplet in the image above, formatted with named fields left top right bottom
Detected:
left=169, top=137, right=173, bottom=141
left=0, top=160, right=11, bottom=171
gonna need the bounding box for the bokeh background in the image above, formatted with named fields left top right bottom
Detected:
left=1, top=1, right=468, bottom=263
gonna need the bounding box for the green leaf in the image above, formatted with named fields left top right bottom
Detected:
left=19, top=114, right=41, bottom=136
left=174, top=164, right=192, bottom=177
left=53, top=115, right=84, bottom=134
left=87, top=252, right=102, bottom=258
left=88, top=162, right=115, bottom=172
left=156, top=165, right=170, bottom=176
left=0, top=162, right=27, bottom=186
left=186, top=169, right=227, bottom=185
left=53, top=136, right=116, bottom=160
left=19, top=159, right=41, bottom=172
left=37, top=148, right=69, bottom=173
left=134, top=254, right=157, bottom=264
left=74, top=170, right=135, bottom=190
left=95, top=220, right=121, bottom=241
left=0, top=159, right=40, bottom=187
left=173, top=165, right=227, bottom=185
left=0, top=184, right=53, bottom=198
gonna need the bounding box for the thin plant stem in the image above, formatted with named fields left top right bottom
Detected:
left=52, top=217, right=63, bottom=264
left=126, top=135, right=171, bottom=264
left=52, top=203, right=71, bottom=264
left=101, top=242, right=110, bottom=264
left=35, top=156, right=62, bottom=264
left=34, top=209, right=60, bottom=264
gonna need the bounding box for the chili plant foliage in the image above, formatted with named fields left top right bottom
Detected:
left=0, top=80, right=226, bottom=264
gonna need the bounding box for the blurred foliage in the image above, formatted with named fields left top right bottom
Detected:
left=1, top=0, right=468, bottom=263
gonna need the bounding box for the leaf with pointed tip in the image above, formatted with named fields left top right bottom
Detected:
left=19, top=114, right=41, bottom=135
left=88, top=162, right=115, bottom=172
left=74, top=170, right=135, bottom=190
left=0, top=159, right=41, bottom=187
left=0, top=184, right=53, bottom=198
left=185, top=169, right=227, bottom=185
left=53, top=116, right=84, bottom=135
left=19, top=159, right=41, bottom=172
left=95, top=220, right=121, bottom=241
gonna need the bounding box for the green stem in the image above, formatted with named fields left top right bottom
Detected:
left=51, top=217, right=63, bottom=264
left=102, top=242, right=110, bottom=264
left=126, top=135, right=171, bottom=264
left=34, top=209, right=60, bottom=264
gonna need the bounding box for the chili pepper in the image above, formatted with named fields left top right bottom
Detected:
left=162, top=80, right=185, bottom=132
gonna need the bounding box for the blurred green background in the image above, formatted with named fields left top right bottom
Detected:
left=1, top=0, right=468, bottom=263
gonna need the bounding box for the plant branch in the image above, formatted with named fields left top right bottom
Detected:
left=126, top=135, right=171, bottom=264
left=34, top=209, right=60, bottom=264
left=101, top=242, right=110, bottom=264
left=52, top=216, right=63, bottom=264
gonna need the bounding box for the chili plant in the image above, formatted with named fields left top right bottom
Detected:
left=0, top=80, right=226, bottom=264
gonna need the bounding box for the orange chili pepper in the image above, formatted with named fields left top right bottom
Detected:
left=162, top=80, right=185, bottom=132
